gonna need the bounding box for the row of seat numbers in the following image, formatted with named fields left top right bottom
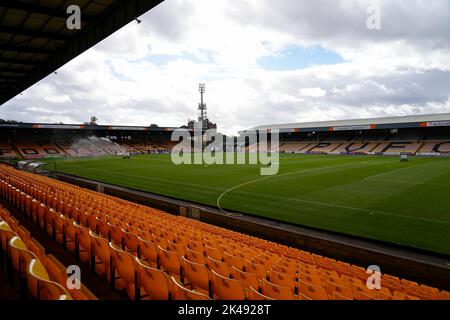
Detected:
left=221, top=304, right=271, bottom=315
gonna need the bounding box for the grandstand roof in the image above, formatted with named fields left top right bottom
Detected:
left=0, top=0, right=163, bottom=106
left=250, top=113, right=450, bottom=132
left=0, top=122, right=178, bottom=132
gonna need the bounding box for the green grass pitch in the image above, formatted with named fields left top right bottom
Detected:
left=43, top=154, right=450, bottom=256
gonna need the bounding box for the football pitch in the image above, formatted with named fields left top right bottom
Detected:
left=43, top=154, right=450, bottom=256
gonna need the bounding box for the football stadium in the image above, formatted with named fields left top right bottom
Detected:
left=0, top=0, right=449, bottom=306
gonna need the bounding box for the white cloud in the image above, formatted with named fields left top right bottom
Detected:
left=2, top=0, right=450, bottom=136
left=299, top=88, right=327, bottom=98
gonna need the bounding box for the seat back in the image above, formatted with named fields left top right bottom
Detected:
left=123, top=230, right=139, bottom=253
left=206, top=256, right=230, bottom=278
left=248, top=286, right=274, bottom=300
left=138, top=237, right=158, bottom=266
left=261, top=278, right=295, bottom=300
left=267, top=270, right=296, bottom=292
left=26, top=259, right=50, bottom=299
left=185, top=247, right=206, bottom=264
left=90, top=231, right=110, bottom=267
left=170, top=276, right=210, bottom=300
left=231, top=266, right=259, bottom=290
left=158, top=245, right=181, bottom=276
left=211, top=270, right=246, bottom=300
left=181, top=256, right=210, bottom=293
left=298, top=282, right=328, bottom=300
left=136, top=257, right=170, bottom=300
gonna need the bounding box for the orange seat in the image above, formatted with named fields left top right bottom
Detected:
left=185, top=247, right=206, bottom=264
left=205, top=245, right=222, bottom=261
left=138, top=236, right=158, bottom=268
left=181, top=256, right=211, bottom=296
left=298, top=282, right=328, bottom=300
left=223, top=252, right=244, bottom=270
left=327, top=283, right=354, bottom=300
left=110, top=242, right=137, bottom=298
left=108, top=223, right=125, bottom=246
left=60, top=215, right=76, bottom=252
left=267, top=270, right=296, bottom=292
left=231, top=266, right=260, bottom=290
left=206, top=256, right=230, bottom=278
left=123, top=230, right=139, bottom=253
left=89, top=231, right=111, bottom=279
left=27, top=259, right=72, bottom=300
left=136, top=257, right=171, bottom=300
left=260, top=278, right=296, bottom=300
left=167, top=241, right=186, bottom=257
left=211, top=270, right=246, bottom=300
left=245, top=261, right=267, bottom=279
left=170, top=276, right=210, bottom=300
left=158, top=245, right=181, bottom=278
left=248, top=286, right=274, bottom=300
left=73, top=222, right=90, bottom=262
left=187, top=240, right=204, bottom=253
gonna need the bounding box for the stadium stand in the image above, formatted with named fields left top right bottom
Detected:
left=14, top=142, right=67, bottom=159
left=0, top=143, right=18, bottom=159
left=1, top=164, right=449, bottom=300
left=0, top=205, right=96, bottom=300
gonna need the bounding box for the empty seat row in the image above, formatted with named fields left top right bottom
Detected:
left=0, top=164, right=449, bottom=300
left=0, top=206, right=96, bottom=300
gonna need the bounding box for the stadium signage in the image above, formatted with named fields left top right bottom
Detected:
left=330, top=125, right=376, bottom=131
left=107, top=126, right=148, bottom=131
left=425, top=121, right=450, bottom=127
left=171, top=121, right=279, bottom=175
left=32, top=124, right=84, bottom=129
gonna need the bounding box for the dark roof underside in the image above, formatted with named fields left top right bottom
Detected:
left=0, top=0, right=164, bottom=106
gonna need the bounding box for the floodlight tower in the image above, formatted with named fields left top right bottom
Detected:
left=198, top=83, right=207, bottom=129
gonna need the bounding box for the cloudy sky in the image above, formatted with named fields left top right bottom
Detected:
left=2, top=0, right=450, bottom=135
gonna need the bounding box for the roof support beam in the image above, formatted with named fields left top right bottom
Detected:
left=0, top=44, right=53, bottom=55
left=0, top=0, right=95, bottom=22
left=0, top=68, right=28, bottom=74
left=0, top=58, right=42, bottom=66
left=0, top=25, right=70, bottom=41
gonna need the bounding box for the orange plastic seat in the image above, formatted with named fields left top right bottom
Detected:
left=187, top=240, right=204, bottom=253
left=89, top=231, right=111, bottom=279
left=298, top=282, right=328, bottom=300
left=73, top=222, right=90, bottom=262
left=211, top=270, right=246, bottom=300
left=223, top=252, right=244, bottom=270
left=246, top=261, right=267, bottom=279
left=181, top=256, right=211, bottom=296
left=170, top=276, right=210, bottom=300
left=248, top=286, right=274, bottom=300
left=327, top=283, right=354, bottom=300
left=205, top=245, right=222, bottom=261
left=267, top=270, right=296, bottom=292
left=60, top=215, right=76, bottom=252
left=123, top=230, right=139, bottom=253
left=136, top=257, right=171, bottom=300
left=260, top=278, right=296, bottom=300
left=110, top=242, right=137, bottom=298
left=138, top=236, right=158, bottom=268
left=206, top=256, right=230, bottom=278
left=167, top=241, right=186, bottom=257
left=108, top=223, right=125, bottom=246
left=158, top=245, right=181, bottom=278
left=231, top=266, right=260, bottom=290
left=185, top=247, right=206, bottom=264
left=27, top=259, right=71, bottom=300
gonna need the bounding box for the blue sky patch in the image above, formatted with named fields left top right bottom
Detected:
left=258, top=45, right=343, bottom=71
